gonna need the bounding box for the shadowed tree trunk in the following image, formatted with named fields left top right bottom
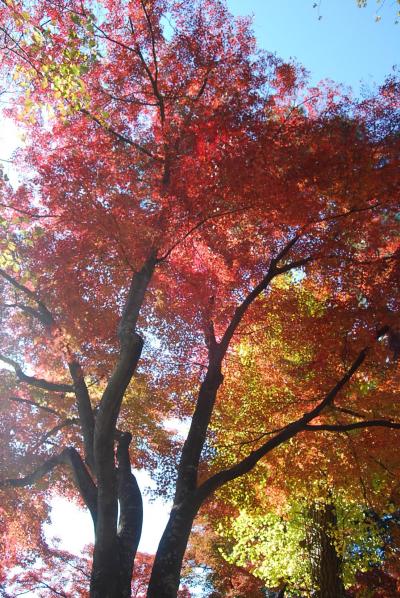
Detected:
left=307, top=502, right=346, bottom=598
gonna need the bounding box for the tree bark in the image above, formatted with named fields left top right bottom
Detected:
left=147, top=499, right=199, bottom=598
left=307, top=502, right=346, bottom=598
left=90, top=255, right=155, bottom=598
left=117, top=433, right=143, bottom=598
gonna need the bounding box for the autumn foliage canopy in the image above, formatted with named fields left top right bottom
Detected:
left=0, top=0, right=399, bottom=596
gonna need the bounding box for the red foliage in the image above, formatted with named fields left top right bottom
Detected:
left=0, top=0, right=398, bottom=595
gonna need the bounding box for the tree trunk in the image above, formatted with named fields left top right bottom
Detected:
left=90, top=540, right=121, bottom=598
left=147, top=499, right=198, bottom=598
left=307, top=502, right=346, bottom=598
left=90, top=435, right=143, bottom=598
left=90, top=541, right=138, bottom=598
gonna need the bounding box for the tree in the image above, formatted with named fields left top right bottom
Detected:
left=211, top=494, right=392, bottom=595
left=194, top=280, right=400, bottom=595
left=0, top=1, right=399, bottom=597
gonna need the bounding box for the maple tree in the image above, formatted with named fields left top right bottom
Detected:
left=0, top=1, right=399, bottom=597
left=197, top=280, right=400, bottom=595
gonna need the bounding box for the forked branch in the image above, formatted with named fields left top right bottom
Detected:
left=93, top=252, right=156, bottom=556
left=0, top=447, right=97, bottom=524
left=175, top=235, right=309, bottom=501
left=219, top=235, right=308, bottom=355
left=196, top=343, right=370, bottom=500
left=0, top=268, right=54, bottom=327
left=0, top=270, right=95, bottom=469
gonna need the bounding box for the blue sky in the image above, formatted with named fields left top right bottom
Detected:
left=228, top=0, right=399, bottom=94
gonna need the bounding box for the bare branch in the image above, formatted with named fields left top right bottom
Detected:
left=68, top=361, right=95, bottom=472
left=140, top=0, right=159, bottom=85
left=128, top=15, right=165, bottom=123
left=273, top=234, right=300, bottom=262
left=93, top=17, right=165, bottom=122
left=100, top=88, right=158, bottom=107
left=306, top=201, right=384, bottom=228
left=0, top=268, right=39, bottom=302
left=14, top=302, right=54, bottom=326
left=275, top=254, right=315, bottom=275
left=0, top=452, right=65, bottom=489
left=30, top=580, right=67, bottom=598
left=64, top=447, right=97, bottom=524
left=217, top=234, right=311, bottom=357
left=52, top=552, right=91, bottom=579
left=332, top=405, right=367, bottom=419
left=302, top=347, right=369, bottom=420
left=0, top=201, right=56, bottom=219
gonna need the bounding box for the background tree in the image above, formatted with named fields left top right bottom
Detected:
left=0, top=1, right=399, bottom=597
left=195, top=279, right=400, bottom=595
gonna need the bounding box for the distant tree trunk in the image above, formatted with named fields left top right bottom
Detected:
left=307, top=502, right=346, bottom=598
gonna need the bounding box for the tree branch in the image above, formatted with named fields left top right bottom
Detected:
left=219, top=235, right=302, bottom=355
left=175, top=235, right=307, bottom=502
left=64, top=447, right=98, bottom=525
left=275, top=254, right=315, bottom=275
left=128, top=14, right=165, bottom=124
left=304, top=420, right=400, bottom=432
left=36, top=418, right=78, bottom=447
left=0, top=268, right=54, bottom=327
left=196, top=344, right=370, bottom=500
left=0, top=354, right=73, bottom=393
left=0, top=268, right=95, bottom=467
left=0, top=447, right=97, bottom=524
left=0, top=270, right=95, bottom=464
left=0, top=269, right=95, bottom=471
left=93, top=252, right=156, bottom=556
left=7, top=395, right=63, bottom=417
left=306, top=201, right=384, bottom=228
left=68, top=361, right=95, bottom=472
left=0, top=452, right=66, bottom=489
left=140, top=0, right=159, bottom=86
left=79, top=108, right=161, bottom=161
left=157, top=205, right=251, bottom=262
left=332, top=405, right=367, bottom=419
left=0, top=201, right=56, bottom=219
left=116, top=432, right=143, bottom=586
